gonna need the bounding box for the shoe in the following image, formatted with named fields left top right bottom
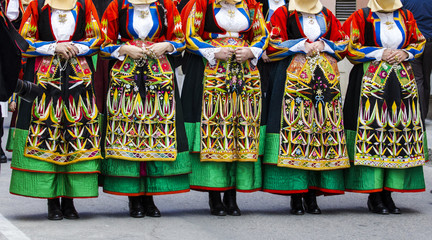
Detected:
left=0, top=148, right=6, bottom=163
left=128, top=196, right=145, bottom=218
left=223, top=189, right=241, bottom=216
left=61, top=198, right=80, bottom=219
left=209, top=191, right=226, bottom=216
left=367, top=192, right=389, bottom=214
left=47, top=198, right=63, bottom=220
left=381, top=190, right=401, bottom=214
left=303, top=190, right=321, bottom=214
left=142, top=196, right=161, bottom=217
left=290, top=194, right=305, bottom=215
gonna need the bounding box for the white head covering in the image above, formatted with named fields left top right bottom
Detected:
left=289, top=0, right=323, bottom=14
left=44, top=0, right=77, bottom=10
left=367, top=0, right=403, bottom=12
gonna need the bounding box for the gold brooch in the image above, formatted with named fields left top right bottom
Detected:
left=58, top=14, right=67, bottom=24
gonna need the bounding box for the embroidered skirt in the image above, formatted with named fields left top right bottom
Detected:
left=263, top=53, right=349, bottom=194
left=10, top=56, right=101, bottom=198
left=102, top=40, right=190, bottom=195
left=343, top=61, right=427, bottom=193
left=182, top=38, right=265, bottom=191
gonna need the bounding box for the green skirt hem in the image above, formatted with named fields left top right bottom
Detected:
left=10, top=169, right=99, bottom=198
left=189, top=153, right=262, bottom=191
left=262, top=164, right=345, bottom=194
left=102, top=174, right=190, bottom=195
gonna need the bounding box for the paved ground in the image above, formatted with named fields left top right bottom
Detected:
left=0, top=119, right=432, bottom=240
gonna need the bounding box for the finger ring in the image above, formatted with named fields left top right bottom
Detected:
left=395, top=56, right=400, bottom=62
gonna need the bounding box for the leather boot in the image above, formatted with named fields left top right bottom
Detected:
left=61, top=198, right=79, bottom=219
left=303, top=190, right=321, bottom=214
left=142, top=196, right=161, bottom=217
left=381, top=190, right=401, bottom=214
left=47, top=198, right=63, bottom=220
left=0, top=147, right=7, bottom=163
left=223, top=189, right=241, bottom=216
left=367, top=192, right=389, bottom=214
left=290, top=194, right=305, bottom=215
left=128, top=196, right=145, bottom=218
left=209, top=191, right=226, bottom=216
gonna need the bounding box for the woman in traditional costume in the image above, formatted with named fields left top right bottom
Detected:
left=100, top=0, right=189, bottom=218
left=181, top=0, right=268, bottom=216
left=10, top=0, right=104, bottom=220
left=5, top=0, right=31, bottom=156
left=342, top=0, right=426, bottom=214
left=264, top=0, right=349, bottom=215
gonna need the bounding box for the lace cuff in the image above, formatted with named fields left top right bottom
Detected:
left=111, top=46, right=126, bottom=61
left=36, top=43, right=57, bottom=55
left=366, top=48, right=385, bottom=61
left=250, top=47, right=263, bottom=66
left=73, top=43, right=90, bottom=55
left=199, top=47, right=221, bottom=66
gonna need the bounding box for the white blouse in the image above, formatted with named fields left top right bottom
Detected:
left=6, top=0, right=20, bottom=21
left=365, top=12, right=413, bottom=61
left=132, top=4, right=153, bottom=39
left=36, top=9, right=90, bottom=56
left=287, top=12, right=334, bottom=55
left=112, top=4, right=175, bottom=60
left=200, top=2, right=262, bottom=66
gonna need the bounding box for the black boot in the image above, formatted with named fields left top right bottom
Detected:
left=223, top=189, right=241, bottom=216
left=367, top=192, right=389, bottom=214
left=0, top=147, right=6, bottom=163
left=290, top=194, right=305, bottom=215
left=303, top=190, right=321, bottom=214
left=381, top=190, right=401, bottom=214
left=209, top=191, right=226, bottom=216
left=61, top=198, right=79, bottom=219
left=47, top=198, right=63, bottom=220
left=142, top=196, right=161, bottom=217
left=128, top=196, right=145, bottom=218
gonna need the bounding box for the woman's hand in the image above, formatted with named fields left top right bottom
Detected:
left=147, top=42, right=174, bottom=58
left=235, top=47, right=254, bottom=63
left=262, top=51, right=270, bottom=63
left=382, top=49, right=393, bottom=63
left=305, top=41, right=324, bottom=57
left=9, top=102, right=16, bottom=112
left=215, top=47, right=235, bottom=61
left=55, top=42, right=79, bottom=59
left=119, top=45, right=146, bottom=60
left=388, top=50, right=409, bottom=64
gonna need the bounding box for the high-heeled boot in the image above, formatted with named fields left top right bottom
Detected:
left=290, top=194, right=305, bottom=215
left=223, top=189, right=241, bottom=216
left=381, top=190, right=401, bottom=214
left=142, top=196, right=161, bottom=217
left=47, top=198, right=63, bottom=220
left=61, top=198, right=79, bottom=219
left=367, top=192, right=389, bottom=214
left=303, top=190, right=321, bottom=214
left=209, top=191, right=226, bottom=216
left=128, top=196, right=145, bottom=218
